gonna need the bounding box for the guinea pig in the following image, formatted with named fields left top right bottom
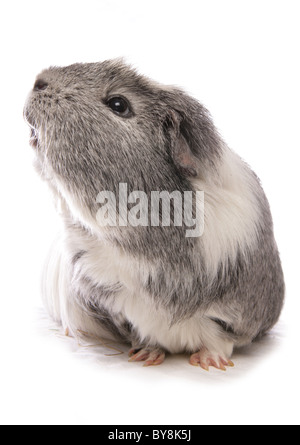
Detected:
left=24, top=59, right=285, bottom=370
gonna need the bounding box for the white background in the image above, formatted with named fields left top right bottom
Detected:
left=0, top=0, right=299, bottom=425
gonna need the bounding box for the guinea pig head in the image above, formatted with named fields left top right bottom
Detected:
left=24, top=60, right=222, bottom=229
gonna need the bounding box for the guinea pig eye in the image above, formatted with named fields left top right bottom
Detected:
left=106, top=96, right=132, bottom=117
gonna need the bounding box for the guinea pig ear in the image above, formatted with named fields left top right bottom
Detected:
left=166, top=110, right=198, bottom=178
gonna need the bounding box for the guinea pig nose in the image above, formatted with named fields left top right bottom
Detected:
left=33, top=79, right=49, bottom=91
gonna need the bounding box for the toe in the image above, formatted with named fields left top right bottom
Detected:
left=128, top=349, right=151, bottom=362
left=128, top=347, right=166, bottom=366
left=143, top=350, right=165, bottom=367
left=190, top=348, right=234, bottom=371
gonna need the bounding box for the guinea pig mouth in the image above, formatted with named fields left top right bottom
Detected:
left=29, top=127, right=39, bottom=148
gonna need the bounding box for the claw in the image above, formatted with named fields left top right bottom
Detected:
left=190, top=348, right=234, bottom=371
left=144, top=351, right=165, bottom=367
left=128, top=347, right=165, bottom=366
left=128, top=349, right=151, bottom=362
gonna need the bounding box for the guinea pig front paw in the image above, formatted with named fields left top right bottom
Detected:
left=189, top=348, right=234, bottom=371
left=128, top=347, right=166, bottom=367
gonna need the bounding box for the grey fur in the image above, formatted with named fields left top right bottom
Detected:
left=24, top=59, right=285, bottom=354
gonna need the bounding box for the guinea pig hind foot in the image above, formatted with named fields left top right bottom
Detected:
left=128, top=347, right=166, bottom=367
left=189, top=347, right=234, bottom=371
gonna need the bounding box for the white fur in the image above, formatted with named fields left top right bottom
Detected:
left=192, top=146, right=262, bottom=279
